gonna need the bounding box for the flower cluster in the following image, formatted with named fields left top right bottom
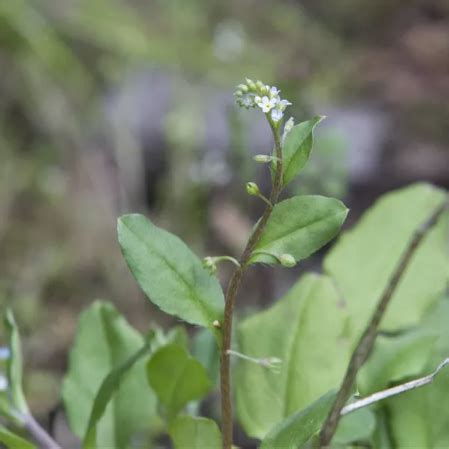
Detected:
left=234, top=78, right=291, bottom=123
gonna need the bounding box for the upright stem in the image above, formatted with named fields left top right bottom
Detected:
left=318, top=197, right=449, bottom=447
left=220, top=119, right=283, bottom=449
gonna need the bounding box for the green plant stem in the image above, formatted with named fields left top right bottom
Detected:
left=318, top=197, right=449, bottom=447
left=220, top=119, right=283, bottom=449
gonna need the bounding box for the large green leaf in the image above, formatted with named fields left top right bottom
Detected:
left=169, top=416, right=221, bottom=449
left=281, top=116, right=324, bottom=186
left=260, top=391, right=336, bottom=449
left=82, top=338, right=154, bottom=449
left=383, top=296, right=449, bottom=448
left=324, top=183, right=449, bottom=336
left=118, top=214, right=224, bottom=333
left=62, top=301, right=157, bottom=449
left=0, top=426, right=36, bottom=449
left=358, top=329, right=437, bottom=395
left=236, top=273, right=353, bottom=438
left=147, top=344, right=212, bottom=421
left=249, top=196, right=348, bottom=265
left=4, top=309, right=28, bottom=413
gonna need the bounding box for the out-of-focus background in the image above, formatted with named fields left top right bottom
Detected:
left=1, top=0, right=449, bottom=430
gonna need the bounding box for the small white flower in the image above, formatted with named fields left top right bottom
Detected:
left=256, top=96, right=278, bottom=113
left=269, top=86, right=280, bottom=97
left=278, top=99, right=292, bottom=111
left=271, top=108, right=284, bottom=122
left=240, top=93, right=254, bottom=108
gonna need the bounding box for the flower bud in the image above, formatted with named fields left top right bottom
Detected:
left=279, top=253, right=296, bottom=268
left=256, top=80, right=265, bottom=91
left=246, top=78, right=256, bottom=90
left=253, top=154, right=273, bottom=163
left=246, top=182, right=260, bottom=196
left=258, top=357, right=283, bottom=372
left=237, top=83, right=249, bottom=93
left=284, top=117, right=294, bottom=134
left=202, top=256, right=217, bottom=274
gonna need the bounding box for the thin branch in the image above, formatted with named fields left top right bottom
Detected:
left=220, top=118, right=283, bottom=449
left=341, top=357, right=449, bottom=416
left=319, top=196, right=449, bottom=447
left=22, top=413, right=62, bottom=449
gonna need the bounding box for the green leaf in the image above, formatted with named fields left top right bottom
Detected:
left=147, top=343, right=212, bottom=421
left=169, top=415, right=221, bottom=449
left=0, top=426, right=36, bottom=449
left=82, top=338, right=154, bottom=449
left=281, top=116, right=324, bottom=186
left=383, top=296, right=449, bottom=448
left=118, top=214, right=224, bottom=333
left=334, top=408, right=376, bottom=445
left=62, top=301, right=157, bottom=449
left=236, top=273, right=353, bottom=438
left=358, top=329, right=437, bottom=395
left=4, top=309, right=28, bottom=413
left=260, top=390, right=336, bottom=449
left=324, top=183, right=449, bottom=336
left=249, top=195, right=348, bottom=265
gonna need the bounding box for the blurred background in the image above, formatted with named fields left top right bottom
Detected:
left=1, top=0, right=449, bottom=436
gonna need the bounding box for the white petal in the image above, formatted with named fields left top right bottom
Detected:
left=271, top=108, right=283, bottom=122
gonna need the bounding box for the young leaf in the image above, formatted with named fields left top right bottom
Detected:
left=62, top=301, right=157, bottom=449
left=169, top=416, right=221, bottom=449
left=281, top=116, right=324, bottom=186
left=236, top=274, right=352, bottom=439
left=260, top=390, right=336, bottom=449
left=249, top=195, right=348, bottom=265
left=324, top=183, right=449, bottom=336
left=147, top=344, right=212, bottom=421
left=82, top=338, right=154, bottom=449
left=4, top=309, right=28, bottom=413
left=0, top=425, right=36, bottom=449
left=118, top=214, right=224, bottom=332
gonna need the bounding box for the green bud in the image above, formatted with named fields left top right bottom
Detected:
left=253, top=154, right=273, bottom=163
left=256, top=80, right=265, bottom=91
left=234, top=89, right=243, bottom=97
left=238, top=83, right=249, bottom=93
left=279, top=253, right=296, bottom=268
left=246, top=182, right=260, bottom=196
left=202, top=257, right=217, bottom=274
left=246, top=78, right=256, bottom=91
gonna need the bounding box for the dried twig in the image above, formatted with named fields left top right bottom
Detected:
left=341, top=357, right=449, bottom=416
left=319, top=197, right=449, bottom=447
left=22, top=413, right=62, bottom=449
